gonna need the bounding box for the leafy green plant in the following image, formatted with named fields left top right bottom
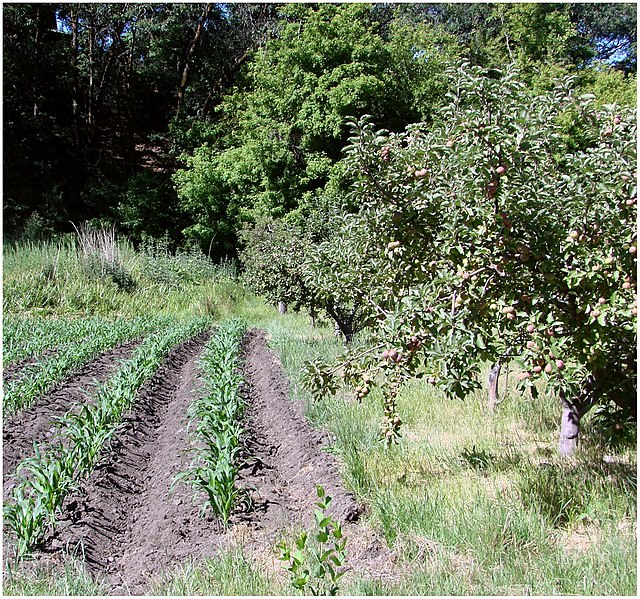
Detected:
left=176, top=319, right=246, bottom=523
left=276, top=485, right=348, bottom=596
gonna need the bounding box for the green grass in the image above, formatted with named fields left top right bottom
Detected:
left=3, top=554, right=107, bottom=596
left=152, top=548, right=284, bottom=595
left=2, top=238, right=264, bottom=319
left=263, top=311, right=637, bottom=596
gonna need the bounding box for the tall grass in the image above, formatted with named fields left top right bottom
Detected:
left=264, top=312, right=637, bottom=595
left=2, top=232, right=262, bottom=319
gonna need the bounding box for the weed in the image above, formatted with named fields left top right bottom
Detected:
left=277, top=485, right=347, bottom=596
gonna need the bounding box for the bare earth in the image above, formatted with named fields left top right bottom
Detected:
left=3, top=328, right=395, bottom=594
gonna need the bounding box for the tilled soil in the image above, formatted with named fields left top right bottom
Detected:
left=235, top=328, right=360, bottom=533
left=3, top=341, right=140, bottom=482
left=6, top=328, right=371, bottom=595
left=51, top=331, right=215, bottom=594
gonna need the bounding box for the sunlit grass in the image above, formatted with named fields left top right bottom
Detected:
left=3, top=554, right=107, bottom=596
left=265, top=310, right=637, bottom=595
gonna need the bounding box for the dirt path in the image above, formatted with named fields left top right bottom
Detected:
left=3, top=341, right=140, bottom=481
left=235, top=328, right=360, bottom=534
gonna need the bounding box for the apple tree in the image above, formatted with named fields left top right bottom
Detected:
left=304, top=63, right=636, bottom=455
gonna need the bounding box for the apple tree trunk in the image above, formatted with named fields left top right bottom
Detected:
left=487, top=362, right=501, bottom=412
left=559, top=395, right=581, bottom=456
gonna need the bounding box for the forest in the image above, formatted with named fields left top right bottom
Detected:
left=2, top=2, right=638, bottom=596
left=4, top=2, right=637, bottom=250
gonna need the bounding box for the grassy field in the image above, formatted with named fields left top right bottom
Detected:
left=3, top=238, right=636, bottom=595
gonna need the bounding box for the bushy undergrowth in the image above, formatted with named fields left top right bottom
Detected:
left=2, top=234, right=254, bottom=319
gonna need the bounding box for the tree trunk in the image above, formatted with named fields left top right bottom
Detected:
left=87, top=20, right=95, bottom=146
left=559, top=395, right=581, bottom=456
left=70, top=10, right=80, bottom=148
left=177, top=3, right=212, bottom=115
left=277, top=301, right=287, bottom=314
left=487, top=362, right=501, bottom=412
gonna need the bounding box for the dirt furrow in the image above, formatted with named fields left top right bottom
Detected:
left=25, top=327, right=364, bottom=595
left=234, top=328, right=361, bottom=533
left=51, top=330, right=215, bottom=595
left=2, top=341, right=141, bottom=482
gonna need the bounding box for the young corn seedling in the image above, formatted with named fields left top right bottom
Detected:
left=3, top=315, right=173, bottom=415
left=4, top=317, right=212, bottom=556
left=2, top=486, right=49, bottom=557
left=176, top=319, right=246, bottom=524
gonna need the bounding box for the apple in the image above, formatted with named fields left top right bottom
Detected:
left=629, top=245, right=637, bottom=255
left=569, top=230, right=580, bottom=240
left=446, top=139, right=454, bottom=148
left=613, top=116, right=621, bottom=125
left=382, top=349, right=390, bottom=360
left=556, top=360, right=565, bottom=370
left=496, top=165, right=506, bottom=175
left=544, top=363, right=553, bottom=374
left=517, top=371, right=531, bottom=380
left=526, top=324, right=535, bottom=333
left=533, top=365, right=543, bottom=374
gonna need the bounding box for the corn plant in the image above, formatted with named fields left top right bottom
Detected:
left=3, top=315, right=173, bottom=415
left=176, top=319, right=246, bottom=524
left=2, top=315, right=125, bottom=367
left=3, top=317, right=212, bottom=556
left=2, top=486, right=49, bottom=558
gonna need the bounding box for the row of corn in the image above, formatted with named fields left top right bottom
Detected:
left=3, top=317, right=211, bottom=556
left=174, top=319, right=246, bottom=523
left=3, top=315, right=177, bottom=416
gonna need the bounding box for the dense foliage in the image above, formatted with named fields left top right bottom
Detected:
left=5, top=3, right=635, bottom=253
left=4, top=3, right=637, bottom=456
left=304, top=64, right=637, bottom=455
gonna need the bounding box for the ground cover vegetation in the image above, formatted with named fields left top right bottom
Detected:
left=3, top=2, right=637, bottom=596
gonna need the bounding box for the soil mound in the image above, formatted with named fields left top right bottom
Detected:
left=51, top=331, right=214, bottom=594
left=235, top=328, right=361, bottom=533
left=3, top=341, right=140, bottom=482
